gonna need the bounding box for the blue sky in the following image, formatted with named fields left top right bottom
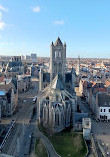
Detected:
left=0, top=0, right=110, bottom=58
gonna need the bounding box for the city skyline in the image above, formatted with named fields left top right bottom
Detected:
left=0, top=0, right=110, bottom=58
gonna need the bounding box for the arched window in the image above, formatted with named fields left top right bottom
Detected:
left=61, top=114, right=63, bottom=125
left=44, top=107, right=46, bottom=120
left=68, top=108, right=70, bottom=124
left=58, top=63, right=62, bottom=72
left=55, top=112, right=59, bottom=126
left=59, top=51, right=61, bottom=58
left=52, top=110, right=54, bottom=125
left=56, top=95, right=58, bottom=102
left=60, top=63, right=62, bottom=71
left=54, top=63, right=57, bottom=73
left=46, top=96, right=49, bottom=100
left=65, top=96, right=69, bottom=100
left=55, top=50, right=58, bottom=58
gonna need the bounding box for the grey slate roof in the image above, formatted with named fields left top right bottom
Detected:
left=8, top=61, right=22, bottom=67
left=51, top=74, right=64, bottom=90
left=75, top=113, right=88, bottom=123
left=98, top=92, right=110, bottom=107
left=8, top=67, right=19, bottom=72
left=65, top=73, right=72, bottom=83
left=43, top=73, right=50, bottom=82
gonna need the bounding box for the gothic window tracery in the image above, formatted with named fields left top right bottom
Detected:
left=55, top=112, right=59, bottom=126
left=51, top=109, right=54, bottom=125
left=61, top=113, right=63, bottom=125
left=56, top=95, right=58, bottom=102
left=46, top=96, right=49, bottom=100
left=59, top=51, right=61, bottom=58
left=44, top=106, right=47, bottom=121
left=55, top=50, right=62, bottom=59
left=55, top=50, right=58, bottom=58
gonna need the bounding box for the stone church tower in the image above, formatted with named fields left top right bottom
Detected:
left=38, top=37, right=77, bottom=133
left=50, top=37, right=66, bottom=82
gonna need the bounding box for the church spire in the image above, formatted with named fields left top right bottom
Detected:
left=54, top=37, right=63, bottom=46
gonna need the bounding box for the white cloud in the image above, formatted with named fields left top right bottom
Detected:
left=53, top=20, right=64, bottom=25
left=0, top=21, right=5, bottom=30
left=0, top=5, right=8, bottom=12
left=31, top=6, right=40, bottom=13
left=0, top=5, right=8, bottom=30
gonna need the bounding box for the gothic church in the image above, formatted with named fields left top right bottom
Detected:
left=37, top=37, right=76, bottom=132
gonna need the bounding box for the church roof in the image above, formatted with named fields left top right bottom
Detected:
left=65, top=73, right=72, bottom=83
left=8, top=61, right=22, bottom=67
left=54, top=37, right=63, bottom=46
left=43, top=73, right=50, bottom=82
left=51, top=74, right=64, bottom=90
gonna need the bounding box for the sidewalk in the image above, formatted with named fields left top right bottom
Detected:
left=29, top=114, right=60, bottom=157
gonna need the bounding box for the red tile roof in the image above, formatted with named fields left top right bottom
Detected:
left=0, top=75, right=5, bottom=82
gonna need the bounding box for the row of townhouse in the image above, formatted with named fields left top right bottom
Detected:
left=0, top=77, right=18, bottom=118
left=79, top=78, right=110, bottom=121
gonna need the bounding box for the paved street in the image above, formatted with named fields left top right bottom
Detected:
left=76, top=87, right=110, bottom=157
left=1, top=90, right=34, bottom=156
left=1, top=88, right=60, bottom=157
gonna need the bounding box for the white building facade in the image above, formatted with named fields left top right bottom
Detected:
left=96, top=92, right=110, bottom=121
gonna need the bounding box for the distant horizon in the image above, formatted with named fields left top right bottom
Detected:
left=0, top=0, right=110, bottom=58
left=0, top=54, right=110, bottom=60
